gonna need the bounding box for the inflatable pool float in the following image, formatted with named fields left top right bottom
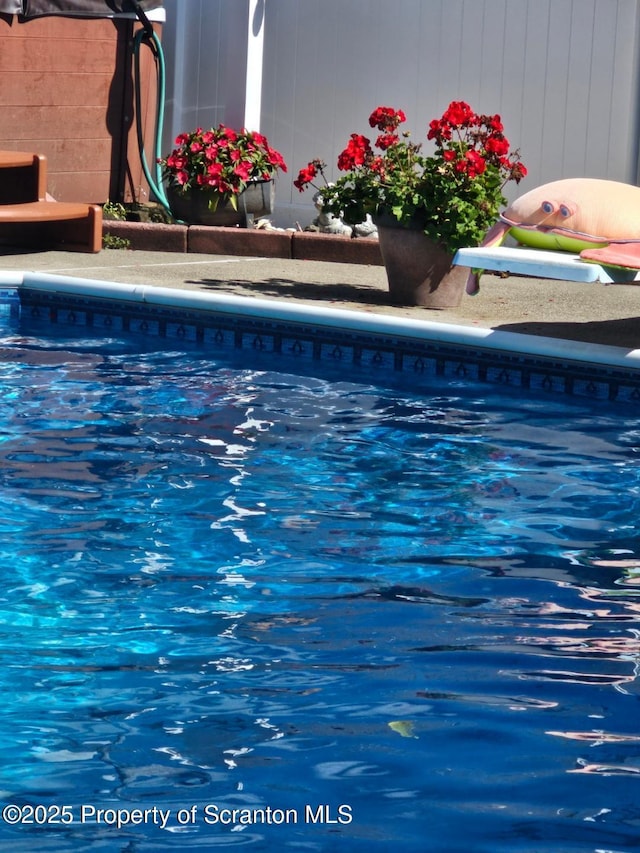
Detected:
left=486, top=177, right=640, bottom=267
left=458, top=178, right=640, bottom=293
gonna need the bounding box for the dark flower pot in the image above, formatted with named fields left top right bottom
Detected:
left=376, top=220, right=468, bottom=308
left=166, top=179, right=275, bottom=227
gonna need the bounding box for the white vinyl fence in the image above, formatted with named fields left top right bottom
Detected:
left=161, top=0, right=640, bottom=229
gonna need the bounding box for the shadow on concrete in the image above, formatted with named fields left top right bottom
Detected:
left=497, top=318, right=640, bottom=349
left=186, top=277, right=393, bottom=306
left=0, top=247, right=42, bottom=257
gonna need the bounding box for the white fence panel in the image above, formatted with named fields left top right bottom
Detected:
left=161, top=0, right=640, bottom=230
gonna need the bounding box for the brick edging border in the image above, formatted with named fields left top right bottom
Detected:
left=103, top=220, right=383, bottom=266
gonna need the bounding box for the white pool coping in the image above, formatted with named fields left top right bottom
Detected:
left=13, top=270, right=640, bottom=374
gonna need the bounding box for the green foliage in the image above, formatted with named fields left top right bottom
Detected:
left=102, top=233, right=131, bottom=250
left=102, top=201, right=127, bottom=221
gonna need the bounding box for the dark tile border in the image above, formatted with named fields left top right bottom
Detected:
left=18, top=286, right=640, bottom=406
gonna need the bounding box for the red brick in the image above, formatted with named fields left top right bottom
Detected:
left=188, top=226, right=292, bottom=258
left=103, top=220, right=188, bottom=252
left=291, top=231, right=382, bottom=265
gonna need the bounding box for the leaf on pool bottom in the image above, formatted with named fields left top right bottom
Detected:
left=388, top=720, right=418, bottom=739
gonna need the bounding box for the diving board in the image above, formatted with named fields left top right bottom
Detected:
left=453, top=245, right=640, bottom=285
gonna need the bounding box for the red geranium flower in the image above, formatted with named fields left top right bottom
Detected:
left=427, top=118, right=452, bottom=143
left=486, top=115, right=504, bottom=133
left=369, top=106, right=406, bottom=132
left=443, top=100, right=476, bottom=127
left=484, top=135, right=510, bottom=157
left=294, top=159, right=327, bottom=191
left=370, top=156, right=387, bottom=177
left=337, top=134, right=372, bottom=170
left=267, top=149, right=287, bottom=171
left=465, top=149, right=486, bottom=177
left=233, top=161, right=253, bottom=181
left=376, top=133, right=399, bottom=151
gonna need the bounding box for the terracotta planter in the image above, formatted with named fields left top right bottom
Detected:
left=376, top=222, right=469, bottom=308
left=166, top=179, right=275, bottom=227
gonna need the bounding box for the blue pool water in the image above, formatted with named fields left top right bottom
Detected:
left=1, top=301, right=640, bottom=852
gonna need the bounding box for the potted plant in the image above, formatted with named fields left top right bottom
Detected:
left=159, top=125, right=288, bottom=227
left=294, top=102, right=527, bottom=307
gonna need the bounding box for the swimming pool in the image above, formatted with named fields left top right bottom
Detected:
left=2, top=284, right=640, bottom=852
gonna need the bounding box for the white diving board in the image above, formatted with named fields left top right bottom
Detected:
left=453, top=245, right=640, bottom=285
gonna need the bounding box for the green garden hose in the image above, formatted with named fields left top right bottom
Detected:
left=132, top=6, right=171, bottom=213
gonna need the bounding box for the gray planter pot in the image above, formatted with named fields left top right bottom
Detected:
left=376, top=221, right=468, bottom=308
left=166, top=179, right=275, bottom=227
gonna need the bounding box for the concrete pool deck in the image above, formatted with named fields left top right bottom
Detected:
left=1, top=245, right=640, bottom=350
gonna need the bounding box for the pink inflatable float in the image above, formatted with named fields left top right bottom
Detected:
left=485, top=177, right=640, bottom=268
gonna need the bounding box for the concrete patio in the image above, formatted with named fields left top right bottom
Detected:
left=1, top=243, right=640, bottom=351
